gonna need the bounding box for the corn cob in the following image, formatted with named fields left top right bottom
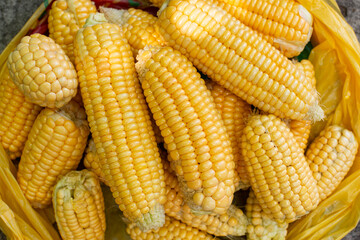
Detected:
left=126, top=215, right=218, bottom=240
left=83, top=138, right=108, bottom=185
left=0, top=66, right=42, bottom=159
left=136, top=46, right=235, bottom=215
left=306, top=125, right=358, bottom=201
left=152, top=0, right=316, bottom=60
left=163, top=157, right=247, bottom=236
left=48, top=0, right=97, bottom=62
left=74, top=13, right=166, bottom=232
left=100, top=7, right=165, bottom=57
left=157, top=0, right=323, bottom=122
left=17, top=101, right=89, bottom=208
left=242, top=114, right=319, bottom=223
left=217, top=0, right=313, bottom=58
left=246, top=190, right=288, bottom=240
left=53, top=170, right=106, bottom=240
left=207, top=81, right=251, bottom=190
left=85, top=142, right=247, bottom=236
left=7, top=34, right=78, bottom=108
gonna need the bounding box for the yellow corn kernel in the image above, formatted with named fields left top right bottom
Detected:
left=163, top=157, right=247, bottom=236
left=207, top=80, right=251, bottom=190
left=242, top=114, right=319, bottom=223
left=0, top=66, right=42, bottom=159
left=126, top=216, right=219, bottom=240
left=136, top=46, right=235, bottom=215
left=17, top=101, right=89, bottom=208
left=306, top=125, right=358, bottom=200
left=74, top=13, right=166, bottom=232
left=48, top=0, right=97, bottom=62
left=53, top=170, right=106, bottom=240
left=217, top=0, right=313, bottom=58
left=157, top=0, right=323, bottom=121
left=100, top=7, right=165, bottom=57
left=246, top=190, right=288, bottom=240
left=7, top=34, right=78, bottom=108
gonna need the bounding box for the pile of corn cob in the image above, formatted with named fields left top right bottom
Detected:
left=0, top=0, right=358, bottom=239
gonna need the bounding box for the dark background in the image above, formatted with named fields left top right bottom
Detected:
left=0, top=0, right=359, bottom=239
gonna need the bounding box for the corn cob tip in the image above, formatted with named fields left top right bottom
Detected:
left=54, top=170, right=88, bottom=190
left=273, top=5, right=313, bottom=58
left=247, top=215, right=288, bottom=240
left=100, top=6, right=128, bottom=26
left=135, top=202, right=165, bottom=232
left=226, top=205, right=248, bottom=236
left=84, top=13, right=108, bottom=28
left=273, top=38, right=308, bottom=59
left=306, top=99, right=325, bottom=122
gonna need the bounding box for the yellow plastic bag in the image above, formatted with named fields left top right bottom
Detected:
left=287, top=0, right=360, bottom=239
left=0, top=0, right=360, bottom=239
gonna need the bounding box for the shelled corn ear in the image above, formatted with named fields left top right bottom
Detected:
left=246, top=190, right=288, bottom=240
left=306, top=125, right=358, bottom=200
left=100, top=7, right=165, bottom=57
left=83, top=138, right=108, bottom=185
left=53, top=170, right=106, bottom=240
left=242, top=114, right=319, bottom=223
left=207, top=81, right=251, bottom=190
left=0, top=66, right=42, bottom=159
left=136, top=46, right=235, bottom=215
left=74, top=13, right=166, bottom=232
left=7, top=34, right=78, bottom=108
left=126, top=216, right=218, bottom=240
left=17, top=101, right=89, bottom=208
left=217, top=0, right=313, bottom=58
left=163, top=157, right=247, bottom=236
left=48, top=0, right=96, bottom=62
left=157, top=0, right=323, bottom=122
